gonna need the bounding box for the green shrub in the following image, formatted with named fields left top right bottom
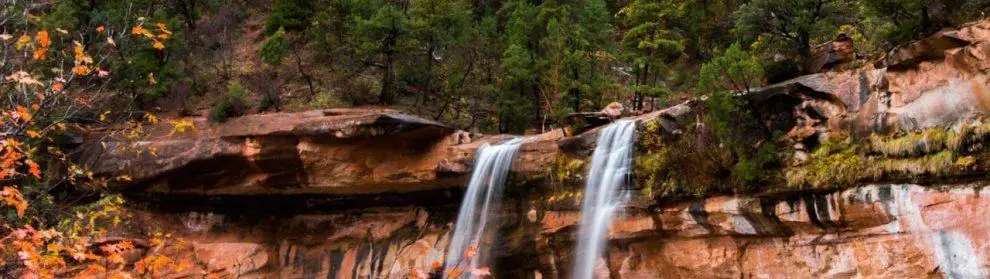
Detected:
left=705, top=90, right=781, bottom=186
left=340, top=75, right=381, bottom=106
left=210, top=82, right=248, bottom=122
left=264, top=0, right=314, bottom=34
left=785, top=137, right=865, bottom=190
left=261, top=28, right=289, bottom=66
left=762, top=59, right=801, bottom=84
left=258, top=90, right=280, bottom=112
left=697, top=42, right=763, bottom=94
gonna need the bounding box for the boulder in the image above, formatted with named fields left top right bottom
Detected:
left=600, top=102, right=624, bottom=119
left=805, top=33, right=856, bottom=73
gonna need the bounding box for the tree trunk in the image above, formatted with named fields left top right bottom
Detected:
left=531, top=83, right=542, bottom=129
left=420, top=45, right=435, bottom=113
left=637, top=63, right=650, bottom=110
left=380, top=45, right=396, bottom=104
left=380, top=60, right=394, bottom=104
left=798, top=31, right=812, bottom=71
left=571, top=67, right=580, bottom=113
left=292, top=49, right=316, bottom=101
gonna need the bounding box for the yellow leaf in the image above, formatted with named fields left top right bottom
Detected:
left=145, top=113, right=159, bottom=125
left=107, top=36, right=116, bottom=47
left=152, top=41, right=165, bottom=50
left=72, top=65, right=90, bottom=75
left=131, top=26, right=146, bottom=35
left=73, top=41, right=94, bottom=64
left=147, top=73, right=157, bottom=85
left=156, top=23, right=172, bottom=34
left=45, top=243, right=61, bottom=252
left=26, top=130, right=40, bottom=138
left=15, top=34, right=31, bottom=50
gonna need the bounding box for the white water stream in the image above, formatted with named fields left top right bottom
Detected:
left=445, top=138, right=526, bottom=275
left=572, top=120, right=636, bottom=279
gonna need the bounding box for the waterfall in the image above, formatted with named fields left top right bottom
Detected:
left=445, top=137, right=526, bottom=275
left=572, top=120, right=636, bottom=279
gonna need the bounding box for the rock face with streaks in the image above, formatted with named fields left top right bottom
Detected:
left=120, top=182, right=990, bottom=278
left=540, top=183, right=990, bottom=278
left=750, top=20, right=990, bottom=144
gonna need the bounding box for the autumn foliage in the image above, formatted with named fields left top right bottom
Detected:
left=0, top=1, right=199, bottom=277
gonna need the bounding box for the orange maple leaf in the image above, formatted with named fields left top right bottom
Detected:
left=72, top=65, right=90, bottom=75
left=32, top=48, right=46, bottom=60
left=447, top=267, right=464, bottom=278
left=51, top=82, right=65, bottom=92
left=430, top=260, right=442, bottom=270
left=35, top=30, right=50, bottom=48
left=16, top=105, right=32, bottom=122
left=156, top=23, right=172, bottom=34
left=464, top=245, right=478, bottom=259
left=131, top=26, right=146, bottom=35
left=25, top=160, right=40, bottom=178
left=1, top=186, right=27, bottom=217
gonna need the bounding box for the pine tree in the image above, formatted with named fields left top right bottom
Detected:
left=733, top=0, right=856, bottom=62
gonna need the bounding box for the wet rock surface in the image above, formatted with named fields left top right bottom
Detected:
left=123, top=183, right=990, bottom=278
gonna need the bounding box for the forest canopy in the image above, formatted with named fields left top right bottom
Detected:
left=3, top=0, right=986, bottom=134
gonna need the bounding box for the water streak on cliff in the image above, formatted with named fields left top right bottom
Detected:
left=445, top=138, right=526, bottom=274
left=573, top=120, right=636, bottom=279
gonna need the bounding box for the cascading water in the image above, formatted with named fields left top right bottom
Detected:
left=572, top=120, right=636, bottom=279
left=445, top=138, right=526, bottom=275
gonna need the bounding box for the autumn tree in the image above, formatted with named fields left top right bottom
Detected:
left=0, top=1, right=197, bottom=276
